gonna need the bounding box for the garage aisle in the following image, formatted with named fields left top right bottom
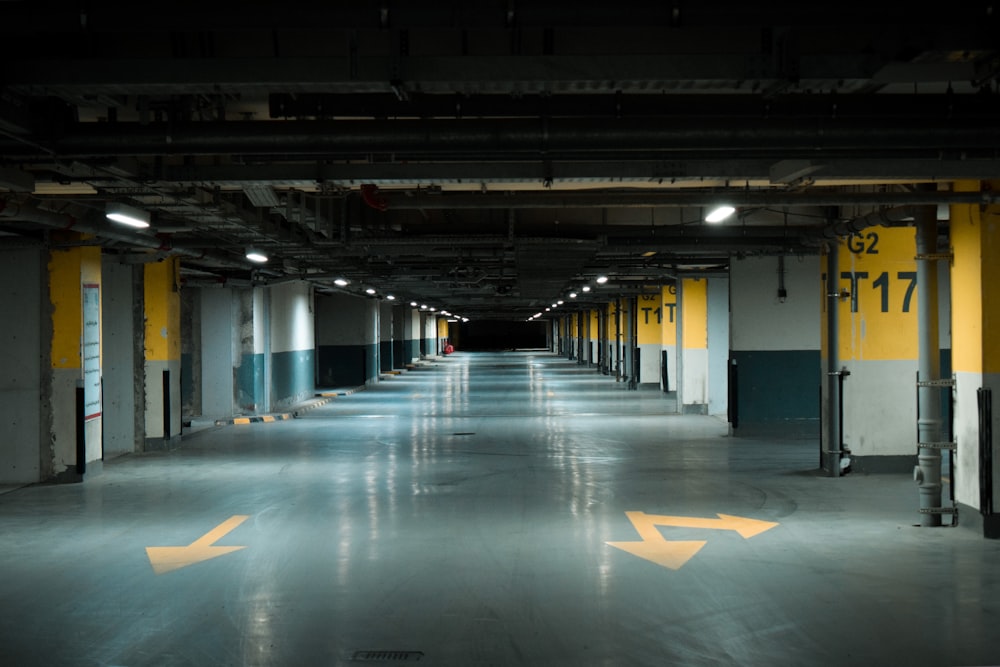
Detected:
left=1, top=351, right=998, bottom=666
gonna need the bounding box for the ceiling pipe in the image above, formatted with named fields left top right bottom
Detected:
left=378, top=189, right=995, bottom=210
left=3, top=117, right=1000, bottom=159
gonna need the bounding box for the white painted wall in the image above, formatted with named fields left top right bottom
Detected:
left=270, top=281, right=314, bottom=353
left=731, top=255, right=820, bottom=351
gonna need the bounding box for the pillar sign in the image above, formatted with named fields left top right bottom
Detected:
left=82, top=284, right=101, bottom=420
left=836, top=226, right=918, bottom=361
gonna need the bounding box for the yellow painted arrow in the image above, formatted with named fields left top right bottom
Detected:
left=146, top=515, right=250, bottom=575
left=606, top=511, right=779, bottom=570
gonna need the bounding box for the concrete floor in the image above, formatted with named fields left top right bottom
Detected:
left=1, top=351, right=999, bottom=667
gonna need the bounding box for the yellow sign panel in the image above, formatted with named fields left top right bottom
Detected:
left=682, top=279, right=707, bottom=350
left=834, top=226, right=917, bottom=361
left=144, top=257, right=181, bottom=362
left=637, top=289, right=675, bottom=345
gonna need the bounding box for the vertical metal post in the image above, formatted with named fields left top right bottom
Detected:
left=614, top=297, right=622, bottom=381
left=825, top=241, right=841, bottom=477
left=915, top=205, right=943, bottom=526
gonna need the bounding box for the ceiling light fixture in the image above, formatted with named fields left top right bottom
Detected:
left=705, top=205, right=736, bottom=223
left=410, top=301, right=418, bottom=307
left=365, top=288, right=376, bottom=295
left=334, top=278, right=349, bottom=287
left=596, top=276, right=608, bottom=284
left=582, top=286, right=592, bottom=292
left=386, top=295, right=396, bottom=301
left=569, top=292, right=578, bottom=298
left=106, top=202, right=150, bottom=229
left=245, top=247, right=268, bottom=263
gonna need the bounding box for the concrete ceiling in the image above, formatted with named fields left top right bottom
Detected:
left=1, top=1, right=998, bottom=319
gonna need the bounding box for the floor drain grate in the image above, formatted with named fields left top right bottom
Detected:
left=351, top=650, right=424, bottom=662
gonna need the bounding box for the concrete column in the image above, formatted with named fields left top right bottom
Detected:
left=316, top=292, right=379, bottom=387
left=951, top=179, right=1000, bottom=536
left=198, top=287, right=237, bottom=418
left=143, top=257, right=181, bottom=447
left=380, top=301, right=394, bottom=371
left=234, top=288, right=266, bottom=414
left=392, top=305, right=407, bottom=368
left=825, top=226, right=920, bottom=473
left=680, top=278, right=709, bottom=413
left=102, top=260, right=142, bottom=457
left=730, top=256, right=820, bottom=435
left=661, top=284, right=678, bottom=392
left=0, top=245, right=47, bottom=483
left=707, top=276, right=730, bottom=417
left=636, top=291, right=663, bottom=385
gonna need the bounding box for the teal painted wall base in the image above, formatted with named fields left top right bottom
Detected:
left=380, top=341, right=393, bottom=372
left=407, top=338, right=420, bottom=362
left=237, top=352, right=265, bottom=413
left=732, top=350, right=820, bottom=434
left=271, top=349, right=314, bottom=410
left=318, top=344, right=377, bottom=388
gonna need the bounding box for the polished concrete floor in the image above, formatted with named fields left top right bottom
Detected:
left=1, top=351, right=999, bottom=667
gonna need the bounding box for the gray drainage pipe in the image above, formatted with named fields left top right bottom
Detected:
left=914, top=205, right=944, bottom=526
left=825, top=240, right=842, bottom=477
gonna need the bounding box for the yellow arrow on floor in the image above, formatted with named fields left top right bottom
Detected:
left=606, top=511, right=779, bottom=570
left=146, top=515, right=250, bottom=575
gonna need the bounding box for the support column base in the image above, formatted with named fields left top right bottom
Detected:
left=956, top=502, right=1000, bottom=539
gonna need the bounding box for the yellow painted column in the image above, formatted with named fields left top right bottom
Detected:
left=636, top=290, right=665, bottom=385
left=951, top=180, right=1000, bottom=531
left=681, top=278, right=707, bottom=411
left=144, top=257, right=181, bottom=443
left=661, top=284, right=678, bottom=392
left=823, top=225, right=919, bottom=467
left=47, top=237, right=102, bottom=479
left=588, top=308, right=599, bottom=365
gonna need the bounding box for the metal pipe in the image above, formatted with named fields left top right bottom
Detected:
left=825, top=240, right=842, bottom=477
left=7, top=117, right=1000, bottom=159
left=915, top=204, right=943, bottom=526
left=379, top=190, right=992, bottom=211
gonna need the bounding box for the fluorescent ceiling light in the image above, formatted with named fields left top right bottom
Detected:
left=106, top=202, right=150, bottom=229
left=243, top=184, right=280, bottom=208
left=365, top=288, right=376, bottom=295
left=334, top=278, right=349, bottom=287
left=410, top=301, right=418, bottom=307
left=705, top=205, right=736, bottom=223
left=386, top=295, right=396, bottom=301
left=596, top=276, right=608, bottom=284
left=569, top=292, right=578, bottom=298
left=245, top=247, right=268, bottom=263
left=582, top=286, right=591, bottom=292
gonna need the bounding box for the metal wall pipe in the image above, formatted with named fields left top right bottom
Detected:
left=378, top=190, right=993, bottom=211
left=915, top=205, right=944, bottom=526
left=825, top=241, right=842, bottom=477
left=6, top=117, right=1000, bottom=159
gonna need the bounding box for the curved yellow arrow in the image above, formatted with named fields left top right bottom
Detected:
left=146, top=515, right=249, bottom=575
left=606, top=511, right=779, bottom=570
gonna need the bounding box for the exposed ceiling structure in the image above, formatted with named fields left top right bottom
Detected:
left=1, top=1, right=999, bottom=319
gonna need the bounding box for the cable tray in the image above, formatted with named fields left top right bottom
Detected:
left=918, top=441, right=957, bottom=450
